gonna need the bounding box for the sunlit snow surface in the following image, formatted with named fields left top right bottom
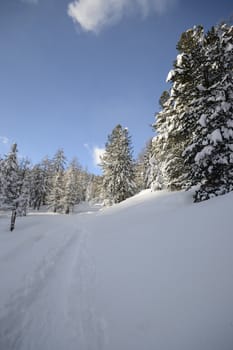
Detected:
left=0, top=190, right=233, bottom=350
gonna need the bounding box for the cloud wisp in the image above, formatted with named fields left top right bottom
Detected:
left=0, top=136, right=9, bottom=145
left=68, top=0, right=177, bottom=33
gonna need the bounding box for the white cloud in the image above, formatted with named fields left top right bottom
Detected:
left=68, top=0, right=176, bottom=33
left=84, top=143, right=105, bottom=167
left=0, top=136, right=9, bottom=145
left=93, top=147, right=105, bottom=166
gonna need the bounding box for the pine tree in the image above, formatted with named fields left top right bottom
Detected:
left=101, top=125, right=135, bottom=204
left=30, top=164, right=46, bottom=210
left=184, top=24, right=233, bottom=201
left=1, top=144, right=20, bottom=209
left=48, top=149, right=66, bottom=212
left=134, top=150, right=146, bottom=192
left=135, top=139, right=162, bottom=191
left=62, top=161, right=78, bottom=214
left=17, top=159, right=31, bottom=216
left=1, top=144, right=24, bottom=230
left=153, top=26, right=205, bottom=190
left=48, top=171, right=64, bottom=213
left=86, top=175, right=103, bottom=203
left=69, top=158, right=86, bottom=204
left=40, top=157, right=53, bottom=206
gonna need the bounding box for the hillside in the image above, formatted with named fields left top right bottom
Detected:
left=0, top=190, right=233, bottom=350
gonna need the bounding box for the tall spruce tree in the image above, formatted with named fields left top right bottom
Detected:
left=154, top=23, right=233, bottom=201
left=184, top=24, right=233, bottom=201
left=153, top=26, right=205, bottom=190
left=101, top=125, right=135, bottom=204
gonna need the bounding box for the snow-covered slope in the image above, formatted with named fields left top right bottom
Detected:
left=0, top=190, right=233, bottom=350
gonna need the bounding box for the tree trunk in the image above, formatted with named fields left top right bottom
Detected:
left=10, top=208, right=17, bottom=232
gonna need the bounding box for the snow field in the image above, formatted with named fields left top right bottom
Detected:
left=0, top=190, right=233, bottom=350
left=87, top=190, right=233, bottom=350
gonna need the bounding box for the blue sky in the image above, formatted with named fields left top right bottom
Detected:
left=0, top=0, right=232, bottom=174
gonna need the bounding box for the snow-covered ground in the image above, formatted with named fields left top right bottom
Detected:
left=0, top=190, right=233, bottom=350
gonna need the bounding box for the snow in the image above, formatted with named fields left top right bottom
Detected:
left=221, top=101, right=231, bottom=112
left=227, top=119, right=233, bottom=128
left=166, top=69, right=175, bottom=82
left=1, top=190, right=233, bottom=350
left=198, top=113, right=207, bottom=127
left=222, top=127, right=233, bottom=140
left=197, top=84, right=206, bottom=92
left=226, top=43, right=233, bottom=52
left=209, top=128, right=223, bottom=145
left=195, top=145, right=214, bottom=163
left=176, top=53, right=184, bottom=67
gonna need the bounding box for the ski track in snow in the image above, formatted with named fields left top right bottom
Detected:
left=0, top=211, right=105, bottom=350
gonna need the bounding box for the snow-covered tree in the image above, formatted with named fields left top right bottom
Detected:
left=30, top=163, right=48, bottom=210
left=48, top=171, right=64, bottom=213
left=51, top=149, right=66, bottom=173
left=153, top=26, right=205, bottom=191
left=47, top=149, right=66, bottom=212
left=134, top=151, right=146, bottom=192
left=1, top=144, right=20, bottom=210
left=184, top=24, right=233, bottom=201
left=153, top=23, right=233, bottom=201
left=146, top=139, right=164, bottom=191
left=0, top=144, right=31, bottom=229
left=16, top=159, right=31, bottom=216
left=135, top=138, right=163, bottom=191
left=86, top=175, right=104, bottom=203
left=101, top=125, right=135, bottom=204
left=62, top=161, right=79, bottom=214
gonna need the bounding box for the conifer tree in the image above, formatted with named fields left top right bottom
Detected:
left=30, top=164, right=46, bottom=210
left=86, top=175, right=103, bottom=203
left=1, top=144, right=20, bottom=210
left=184, top=24, right=233, bottom=201
left=1, top=144, right=28, bottom=230
left=48, top=149, right=66, bottom=212
left=40, top=157, right=53, bottom=206
left=17, top=159, right=31, bottom=216
left=153, top=26, right=205, bottom=190
left=62, top=161, right=78, bottom=214
left=101, top=125, right=135, bottom=204
left=135, top=139, right=162, bottom=191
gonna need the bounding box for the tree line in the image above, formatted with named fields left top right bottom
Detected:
left=0, top=146, right=99, bottom=230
